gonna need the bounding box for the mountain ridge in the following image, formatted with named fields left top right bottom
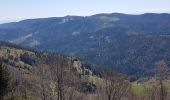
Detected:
left=0, top=13, right=170, bottom=76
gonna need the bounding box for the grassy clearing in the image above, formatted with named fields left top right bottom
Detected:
left=88, top=76, right=104, bottom=85
left=131, top=83, right=147, bottom=96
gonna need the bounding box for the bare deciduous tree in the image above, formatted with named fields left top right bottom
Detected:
left=98, top=68, right=130, bottom=100
left=49, top=55, right=76, bottom=100
left=154, top=60, right=169, bottom=100
left=39, top=64, right=48, bottom=100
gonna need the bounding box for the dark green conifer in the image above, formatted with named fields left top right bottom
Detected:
left=0, top=61, right=10, bottom=100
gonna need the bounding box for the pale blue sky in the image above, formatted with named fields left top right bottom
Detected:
left=0, top=0, right=170, bottom=23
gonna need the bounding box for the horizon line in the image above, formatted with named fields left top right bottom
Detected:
left=0, top=12, right=170, bottom=24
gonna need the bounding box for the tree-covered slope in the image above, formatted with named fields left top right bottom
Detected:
left=0, top=42, right=101, bottom=99
left=0, top=13, right=170, bottom=76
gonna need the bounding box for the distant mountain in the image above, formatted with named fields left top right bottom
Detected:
left=0, top=13, right=170, bottom=76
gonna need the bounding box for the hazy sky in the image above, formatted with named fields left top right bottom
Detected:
left=0, top=0, right=170, bottom=23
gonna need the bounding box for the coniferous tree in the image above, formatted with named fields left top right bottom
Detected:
left=0, top=60, right=10, bottom=100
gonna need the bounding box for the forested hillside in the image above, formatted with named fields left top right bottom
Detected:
left=0, top=42, right=102, bottom=100
left=0, top=13, right=170, bottom=76
left=1, top=43, right=170, bottom=100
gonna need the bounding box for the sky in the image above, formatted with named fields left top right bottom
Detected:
left=0, top=0, right=170, bottom=23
